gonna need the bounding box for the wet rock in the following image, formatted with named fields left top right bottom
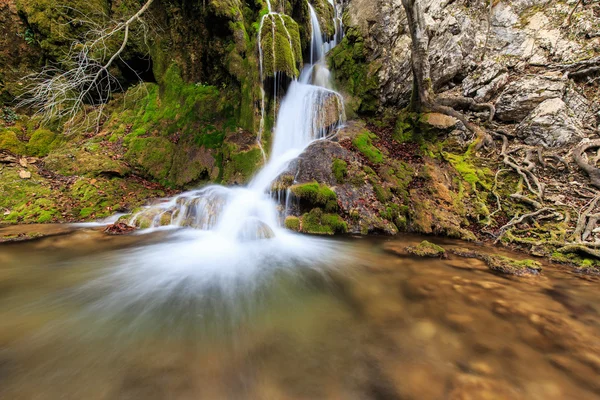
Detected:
left=451, top=248, right=542, bottom=276
left=516, top=98, right=584, bottom=148
left=405, top=240, right=447, bottom=258
left=495, top=73, right=566, bottom=122
left=486, top=256, right=542, bottom=276
left=104, top=222, right=136, bottom=235
left=237, top=218, right=275, bottom=241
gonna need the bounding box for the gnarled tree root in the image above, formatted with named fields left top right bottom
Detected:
left=573, top=139, right=600, bottom=189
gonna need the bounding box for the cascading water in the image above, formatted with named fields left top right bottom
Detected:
left=69, top=0, right=348, bottom=331
left=131, top=0, right=345, bottom=243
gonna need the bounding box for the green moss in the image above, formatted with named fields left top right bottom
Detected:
left=379, top=203, right=408, bottom=231
left=290, top=181, right=338, bottom=212
left=300, top=208, right=347, bottom=235
left=405, top=240, right=446, bottom=258
left=222, top=144, right=263, bottom=184
left=329, top=33, right=380, bottom=114
left=45, top=145, right=131, bottom=177
left=26, top=128, right=60, bottom=156
left=125, top=137, right=175, bottom=184
left=259, top=14, right=302, bottom=78
left=443, top=145, right=492, bottom=191
left=486, top=256, right=542, bottom=276
left=285, top=216, right=300, bottom=232
left=0, top=128, right=26, bottom=154
left=353, top=131, right=384, bottom=163
left=332, top=158, right=347, bottom=183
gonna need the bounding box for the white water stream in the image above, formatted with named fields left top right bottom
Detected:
left=131, top=0, right=345, bottom=244
left=72, top=1, right=348, bottom=312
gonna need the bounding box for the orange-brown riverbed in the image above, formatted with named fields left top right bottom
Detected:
left=0, top=227, right=599, bottom=399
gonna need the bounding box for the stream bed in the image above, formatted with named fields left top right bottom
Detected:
left=0, top=226, right=599, bottom=399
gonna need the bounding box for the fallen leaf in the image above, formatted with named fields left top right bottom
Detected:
left=90, top=178, right=97, bottom=185
left=3, top=209, right=10, bottom=216
left=19, top=158, right=28, bottom=167
left=19, top=170, right=31, bottom=179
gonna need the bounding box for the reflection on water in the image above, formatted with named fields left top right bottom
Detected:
left=0, top=228, right=599, bottom=399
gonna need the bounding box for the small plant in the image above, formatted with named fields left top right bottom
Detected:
left=0, top=107, right=18, bottom=125
left=24, top=28, right=36, bottom=45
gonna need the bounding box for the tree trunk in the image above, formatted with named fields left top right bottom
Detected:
left=402, top=0, right=434, bottom=111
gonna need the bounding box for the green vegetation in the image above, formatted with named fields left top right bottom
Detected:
left=352, top=131, right=384, bottom=163
left=290, top=181, right=338, bottom=212
left=26, top=128, right=60, bottom=156
left=405, top=240, right=446, bottom=258
left=300, top=208, right=348, bottom=235
left=329, top=28, right=380, bottom=114
left=222, top=144, right=263, bottom=183
left=284, top=216, right=301, bottom=232
left=332, top=158, right=347, bottom=183
left=259, top=14, right=302, bottom=78
left=0, top=128, right=26, bottom=154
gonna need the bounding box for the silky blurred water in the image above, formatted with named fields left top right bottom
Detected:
left=1, top=228, right=599, bottom=399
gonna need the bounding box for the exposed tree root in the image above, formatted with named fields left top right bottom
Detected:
left=557, top=245, right=600, bottom=260
left=510, top=194, right=542, bottom=209
left=436, top=95, right=496, bottom=123
left=573, top=139, right=600, bottom=189
left=495, top=208, right=556, bottom=244
left=550, top=56, right=600, bottom=79
left=494, top=133, right=545, bottom=200
left=429, top=103, right=493, bottom=149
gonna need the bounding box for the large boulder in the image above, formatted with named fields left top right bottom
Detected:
left=516, top=98, right=584, bottom=148
left=495, top=73, right=566, bottom=122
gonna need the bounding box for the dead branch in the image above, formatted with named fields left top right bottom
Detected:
left=564, top=0, right=583, bottom=27
left=18, top=0, right=155, bottom=128
left=481, top=0, right=493, bottom=61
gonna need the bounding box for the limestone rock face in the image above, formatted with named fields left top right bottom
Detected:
left=516, top=98, right=584, bottom=148
left=462, top=59, right=509, bottom=102
left=495, top=74, right=566, bottom=122
left=341, top=0, right=597, bottom=110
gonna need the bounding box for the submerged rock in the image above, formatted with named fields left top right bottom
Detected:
left=451, top=248, right=542, bottom=276
left=237, top=218, right=275, bottom=241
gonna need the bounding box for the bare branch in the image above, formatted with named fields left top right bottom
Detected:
left=17, top=0, right=155, bottom=129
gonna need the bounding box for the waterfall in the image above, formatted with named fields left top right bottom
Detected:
left=129, top=1, right=345, bottom=242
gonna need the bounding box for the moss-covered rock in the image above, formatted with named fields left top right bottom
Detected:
left=260, top=13, right=302, bottom=78
left=299, top=208, right=347, bottom=235
left=0, top=128, right=26, bottom=154
left=406, top=240, right=447, bottom=258
left=221, top=129, right=263, bottom=184
left=332, top=158, right=347, bottom=183
left=352, top=130, right=383, bottom=163
left=285, top=215, right=301, bottom=231
left=45, top=146, right=131, bottom=177
left=26, top=128, right=60, bottom=156
left=329, top=29, right=380, bottom=114
left=290, top=181, right=338, bottom=212
left=451, top=248, right=542, bottom=276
